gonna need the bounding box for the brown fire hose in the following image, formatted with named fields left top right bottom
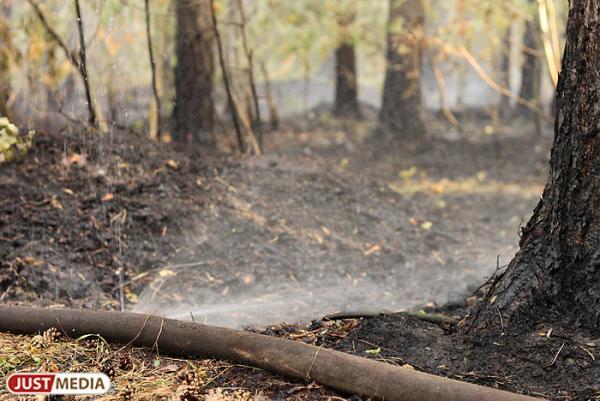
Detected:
left=0, top=306, right=542, bottom=401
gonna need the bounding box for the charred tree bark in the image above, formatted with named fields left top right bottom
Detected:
left=379, top=0, right=426, bottom=136
left=173, top=0, right=215, bottom=146
left=470, top=0, right=600, bottom=333
left=334, top=42, right=360, bottom=118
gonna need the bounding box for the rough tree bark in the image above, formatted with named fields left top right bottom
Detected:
left=470, top=0, right=600, bottom=333
left=173, top=0, right=215, bottom=145
left=379, top=0, right=426, bottom=136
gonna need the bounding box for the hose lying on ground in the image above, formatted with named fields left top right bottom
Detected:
left=0, top=306, right=542, bottom=401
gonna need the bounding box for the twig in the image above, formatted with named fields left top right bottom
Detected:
left=430, top=54, right=460, bottom=129
left=115, top=315, right=151, bottom=354
left=550, top=342, right=565, bottom=366
left=210, top=0, right=244, bottom=153
left=152, top=316, right=166, bottom=356
left=495, top=305, right=505, bottom=335
left=457, top=45, right=551, bottom=122
left=26, top=0, right=79, bottom=69
left=305, top=345, right=322, bottom=380
left=144, top=0, right=162, bottom=138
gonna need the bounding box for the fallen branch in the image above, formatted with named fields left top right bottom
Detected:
left=0, top=306, right=542, bottom=401
left=323, top=310, right=458, bottom=326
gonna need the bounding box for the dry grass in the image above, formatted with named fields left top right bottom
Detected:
left=0, top=324, right=348, bottom=401
left=0, top=330, right=268, bottom=401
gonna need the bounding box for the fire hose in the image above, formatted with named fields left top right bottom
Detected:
left=0, top=306, right=542, bottom=401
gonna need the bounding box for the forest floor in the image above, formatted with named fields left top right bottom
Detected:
left=1, top=109, right=598, bottom=400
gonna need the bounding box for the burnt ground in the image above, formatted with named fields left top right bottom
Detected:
left=1, top=110, right=598, bottom=400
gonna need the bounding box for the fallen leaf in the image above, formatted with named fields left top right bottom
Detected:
left=158, top=269, right=176, bottom=277
left=399, top=166, right=417, bottom=180
left=421, top=221, right=433, bottom=230
left=365, top=347, right=381, bottom=355
left=23, top=256, right=43, bottom=266
left=51, top=197, right=63, bottom=210
left=364, top=244, right=381, bottom=256
left=165, top=159, right=179, bottom=170
left=61, top=153, right=87, bottom=167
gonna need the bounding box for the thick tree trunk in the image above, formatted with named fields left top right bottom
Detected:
left=471, top=0, right=600, bottom=333
left=379, top=0, right=426, bottom=136
left=519, top=5, right=541, bottom=117
left=334, top=42, right=360, bottom=118
left=173, top=0, right=215, bottom=145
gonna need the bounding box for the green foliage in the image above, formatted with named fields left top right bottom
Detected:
left=0, top=117, right=35, bottom=163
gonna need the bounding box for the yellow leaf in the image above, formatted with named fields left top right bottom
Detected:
left=364, top=244, right=381, bottom=256
left=124, top=287, right=138, bottom=303
left=165, top=159, right=179, bottom=170
left=51, top=197, right=63, bottom=210
left=158, top=269, right=176, bottom=277
left=399, top=166, right=417, bottom=180
left=421, top=221, right=433, bottom=230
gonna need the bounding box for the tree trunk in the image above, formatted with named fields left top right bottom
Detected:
left=173, top=0, right=215, bottom=146
left=470, top=0, right=600, bottom=333
left=0, top=2, right=12, bottom=119
left=379, top=0, right=426, bottom=136
left=499, top=25, right=512, bottom=116
left=519, top=4, right=541, bottom=117
left=334, top=42, right=360, bottom=118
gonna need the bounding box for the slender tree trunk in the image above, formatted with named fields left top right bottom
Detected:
left=499, top=25, right=512, bottom=116
left=145, top=0, right=162, bottom=140
left=173, top=0, right=215, bottom=146
left=379, top=0, right=426, bottom=136
left=519, top=4, right=542, bottom=118
left=0, top=2, right=12, bottom=119
left=260, top=61, right=280, bottom=130
left=470, top=0, right=600, bottom=333
left=334, top=42, right=360, bottom=118
left=74, top=0, right=97, bottom=128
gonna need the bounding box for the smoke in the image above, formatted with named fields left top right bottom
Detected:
left=131, top=254, right=504, bottom=328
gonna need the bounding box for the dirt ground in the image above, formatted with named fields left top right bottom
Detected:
left=2, top=110, right=596, bottom=400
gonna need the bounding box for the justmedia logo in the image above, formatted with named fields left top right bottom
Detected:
left=6, top=372, right=111, bottom=395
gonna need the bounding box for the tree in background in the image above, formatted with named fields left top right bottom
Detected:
left=333, top=8, right=360, bottom=118
left=379, top=0, right=426, bottom=136
left=173, top=0, right=215, bottom=145
left=470, top=0, right=600, bottom=333
left=519, top=0, right=541, bottom=117
left=0, top=2, right=13, bottom=119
